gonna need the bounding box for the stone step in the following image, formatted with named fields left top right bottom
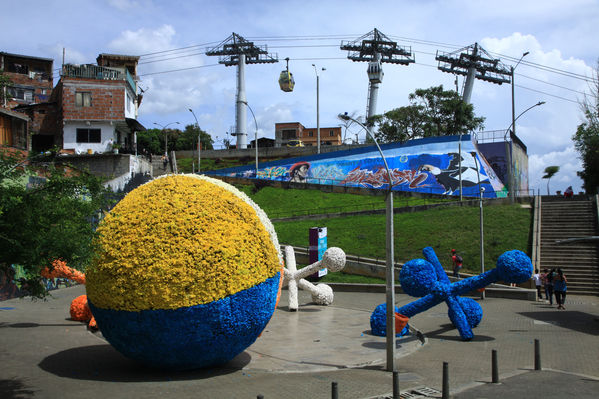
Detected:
left=539, top=260, right=599, bottom=267
left=564, top=289, right=599, bottom=296
left=540, top=247, right=599, bottom=254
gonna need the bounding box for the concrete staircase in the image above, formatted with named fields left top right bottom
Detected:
left=149, top=153, right=176, bottom=177
left=539, top=197, right=599, bottom=295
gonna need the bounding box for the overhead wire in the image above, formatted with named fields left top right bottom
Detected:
left=44, top=32, right=595, bottom=104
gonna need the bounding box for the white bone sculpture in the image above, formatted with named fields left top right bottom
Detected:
left=282, top=245, right=346, bottom=311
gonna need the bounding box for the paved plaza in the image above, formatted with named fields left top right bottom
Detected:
left=1, top=284, right=598, bottom=398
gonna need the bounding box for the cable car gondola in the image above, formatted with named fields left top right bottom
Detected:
left=278, top=57, right=295, bottom=92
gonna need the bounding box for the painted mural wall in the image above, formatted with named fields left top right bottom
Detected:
left=207, top=135, right=507, bottom=198
left=512, top=143, right=530, bottom=196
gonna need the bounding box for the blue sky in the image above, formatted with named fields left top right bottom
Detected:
left=3, top=0, right=598, bottom=193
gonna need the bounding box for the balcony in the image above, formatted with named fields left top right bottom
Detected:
left=62, top=64, right=136, bottom=94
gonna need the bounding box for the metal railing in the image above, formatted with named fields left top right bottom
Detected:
left=268, top=196, right=454, bottom=219
left=62, top=64, right=125, bottom=81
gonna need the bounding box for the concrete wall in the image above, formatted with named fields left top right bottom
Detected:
left=63, top=121, right=115, bottom=154
left=176, top=143, right=370, bottom=161
left=60, top=153, right=132, bottom=179
left=59, top=153, right=152, bottom=192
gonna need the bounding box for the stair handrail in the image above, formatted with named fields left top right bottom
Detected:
left=595, top=194, right=599, bottom=233
left=531, top=195, right=541, bottom=269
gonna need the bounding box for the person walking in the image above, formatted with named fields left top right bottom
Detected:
left=553, top=268, right=568, bottom=309
left=532, top=269, right=543, bottom=300
left=451, top=249, right=463, bottom=278
left=544, top=268, right=555, bottom=306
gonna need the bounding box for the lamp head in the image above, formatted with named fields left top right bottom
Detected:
left=338, top=112, right=350, bottom=121
left=523, top=51, right=530, bottom=57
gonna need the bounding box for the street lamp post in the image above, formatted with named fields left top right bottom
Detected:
left=241, top=101, right=259, bottom=177
left=471, top=152, right=486, bottom=299
left=504, top=101, right=545, bottom=201
left=312, top=64, right=325, bottom=153
left=509, top=51, right=529, bottom=202
left=339, top=112, right=396, bottom=372
left=153, top=121, right=180, bottom=157
left=188, top=109, right=201, bottom=174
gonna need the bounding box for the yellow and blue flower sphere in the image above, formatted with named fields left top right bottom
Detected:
left=86, top=174, right=282, bottom=369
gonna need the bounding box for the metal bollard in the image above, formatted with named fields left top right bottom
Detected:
left=331, top=381, right=338, bottom=399
left=442, top=362, right=449, bottom=399
left=492, top=349, right=499, bottom=383
left=534, top=339, right=541, bottom=370
left=393, top=371, right=400, bottom=399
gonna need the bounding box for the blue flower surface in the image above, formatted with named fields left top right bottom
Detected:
left=89, top=273, right=280, bottom=370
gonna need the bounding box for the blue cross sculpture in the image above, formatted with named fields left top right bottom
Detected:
left=370, top=247, right=532, bottom=340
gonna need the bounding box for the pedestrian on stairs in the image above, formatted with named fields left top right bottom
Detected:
left=544, top=268, right=555, bottom=305
left=553, top=268, right=568, bottom=309
left=533, top=269, right=543, bottom=300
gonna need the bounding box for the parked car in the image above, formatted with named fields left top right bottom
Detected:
left=286, top=140, right=304, bottom=147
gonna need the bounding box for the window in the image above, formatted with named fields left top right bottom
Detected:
left=7, top=87, right=34, bottom=102
left=75, top=92, right=91, bottom=107
left=7, top=62, right=28, bottom=74
left=76, top=128, right=101, bottom=143
left=329, top=130, right=335, bottom=137
left=308, top=131, right=313, bottom=137
left=281, top=129, right=296, bottom=140
left=126, top=92, right=132, bottom=112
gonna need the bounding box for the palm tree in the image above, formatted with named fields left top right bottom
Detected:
left=542, top=166, right=560, bottom=195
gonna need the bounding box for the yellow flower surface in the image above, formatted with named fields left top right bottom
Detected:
left=86, top=174, right=281, bottom=311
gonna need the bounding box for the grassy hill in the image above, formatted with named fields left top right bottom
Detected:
left=238, top=184, right=532, bottom=274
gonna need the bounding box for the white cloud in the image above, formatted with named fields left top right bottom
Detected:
left=528, top=147, right=583, bottom=195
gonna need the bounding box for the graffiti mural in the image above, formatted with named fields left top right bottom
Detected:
left=207, top=135, right=507, bottom=198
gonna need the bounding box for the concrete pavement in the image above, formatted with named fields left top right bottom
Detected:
left=1, top=284, right=598, bottom=398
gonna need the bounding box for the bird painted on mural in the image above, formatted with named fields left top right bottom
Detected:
left=419, top=153, right=488, bottom=194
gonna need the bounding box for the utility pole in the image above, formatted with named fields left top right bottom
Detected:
left=341, top=28, right=414, bottom=128
left=206, top=33, right=277, bottom=149
left=189, top=108, right=201, bottom=174
left=312, top=64, right=325, bottom=153
left=509, top=51, right=530, bottom=202
left=436, top=43, right=511, bottom=199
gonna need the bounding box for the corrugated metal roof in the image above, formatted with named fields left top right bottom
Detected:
left=0, top=107, right=30, bottom=121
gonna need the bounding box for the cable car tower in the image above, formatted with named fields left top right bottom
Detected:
left=435, top=42, right=511, bottom=104
left=341, top=28, right=414, bottom=125
left=206, top=33, right=278, bottom=149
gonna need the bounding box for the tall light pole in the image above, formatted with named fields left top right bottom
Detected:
left=153, top=121, right=180, bottom=157
left=339, top=112, right=396, bottom=372
left=471, top=151, right=485, bottom=300
left=312, top=64, right=325, bottom=153
left=504, top=101, right=546, bottom=200
left=509, top=51, right=529, bottom=202
left=188, top=109, right=201, bottom=174
left=242, top=101, right=259, bottom=177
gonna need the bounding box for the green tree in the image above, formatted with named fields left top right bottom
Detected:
left=573, top=60, right=599, bottom=194
left=371, top=85, right=485, bottom=143
left=0, top=148, right=112, bottom=298
left=542, top=166, right=560, bottom=195
left=173, top=124, right=214, bottom=151
left=137, top=125, right=214, bottom=155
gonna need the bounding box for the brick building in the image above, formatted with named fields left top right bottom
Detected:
left=1, top=52, right=54, bottom=150
left=274, top=122, right=342, bottom=147
left=1, top=52, right=53, bottom=109
left=54, top=53, right=145, bottom=154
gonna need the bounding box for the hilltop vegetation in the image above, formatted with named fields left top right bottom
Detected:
left=239, top=184, right=532, bottom=274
